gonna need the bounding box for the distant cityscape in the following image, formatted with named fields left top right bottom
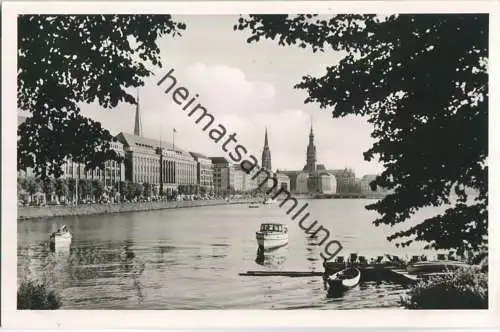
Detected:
left=17, top=91, right=389, bottom=205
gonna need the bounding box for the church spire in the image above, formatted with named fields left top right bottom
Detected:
left=306, top=118, right=316, bottom=173
left=261, top=127, right=272, bottom=171
left=309, top=116, right=314, bottom=139
left=264, top=127, right=269, bottom=147
left=134, top=88, right=142, bottom=136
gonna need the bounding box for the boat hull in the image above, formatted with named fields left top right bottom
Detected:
left=263, top=199, right=278, bottom=205
left=327, top=268, right=361, bottom=292
left=50, top=233, right=72, bottom=250
left=256, top=232, right=288, bottom=250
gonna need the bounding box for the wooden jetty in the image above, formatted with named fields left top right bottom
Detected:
left=239, top=265, right=419, bottom=286
left=241, top=252, right=471, bottom=287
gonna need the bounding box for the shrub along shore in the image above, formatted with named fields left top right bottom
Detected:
left=17, top=198, right=260, bottom=220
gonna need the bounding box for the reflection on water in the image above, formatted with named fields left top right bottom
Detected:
left=255, top=248, right=287, bottom=268
left=16, top=199, right=435, bottom=309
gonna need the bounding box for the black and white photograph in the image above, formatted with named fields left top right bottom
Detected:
left=2, top=0, right=498, bottom=329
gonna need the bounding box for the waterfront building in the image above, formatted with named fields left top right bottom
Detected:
left=115, top=132, right=197, bottom=193
left=61, top=139, right=125, bottom=189
left=233, top=164, right=245, bottom=192
left=308, top=171, right=337, bottom=194
left=17, top=114, right=125, bottom=190
left=296, top=172, right=310, bottom=194
left=190, top=152, right=214, bottom=193
left=279, top=124, right=364, bottom=195
left=115, top=93, right=197, bottom=194
left=276, top=172, right=291, bottom=191
left=210, top=157, right=234, bottom=195
left=360, top=174, right=376, bottom=193
left=103, top=140, right=126, bottom=188
left=329, top=168, right=357, bottom=193
left=287, top=123, right=338, bottom=194
left=242, top=168, right=258, bottom=192
left=359, top=174, right=388, bottom=194
left=234, top=164, right=258, bottom=193
left=279, top=170, right=300, bottom=193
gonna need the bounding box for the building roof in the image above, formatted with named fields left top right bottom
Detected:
left=276, top=172, right=290, bottom=180
left=316, top=171, right=335, bottom=177
left=116, top=131, right=172, bottom=149
left=116, top=131, right=194, bottom=158
left=190, top=151, right=209, bottom=159
left=209, top=157, right=230, bottom=164
left=279, top=170, right=301, bottom=176
left=329, top=168, right=356, bottom=176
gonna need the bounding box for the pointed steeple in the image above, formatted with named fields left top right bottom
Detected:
left=134, top=88, right=142, bottom=136
left=306, top=117, right=316, bottom=173
left=309, top=116, right=314, bottom=140
left=261, top=127, right=272, bottom=171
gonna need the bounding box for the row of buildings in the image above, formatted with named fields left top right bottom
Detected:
left=18, top=97, right=262, bottom=196
left=18, top=94, right=383, bottom=197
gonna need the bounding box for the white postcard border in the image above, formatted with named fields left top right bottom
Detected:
left=2, top=1, right=499, bottom=328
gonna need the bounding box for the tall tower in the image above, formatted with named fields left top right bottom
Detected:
left=134, top=89, right=142, bottom=136
left=306, top=121, right=316, bottom=173
left=261, top=127, right=272, bottom=171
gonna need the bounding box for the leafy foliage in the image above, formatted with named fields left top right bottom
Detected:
left=18, top=280, right=62, bottom=310
left=235, top=14, right=488, bottom=254
left=55, top=178, right=69, bottom=198
left=400, top=266, right=488, bottom=309
left=143, top=182, right=153, bottom=197
left=92, top=179, right=105, bottom=199
left=18, top=15, right=186, bottom=178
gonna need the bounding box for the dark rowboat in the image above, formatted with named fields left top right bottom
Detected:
left=326, top=267, right=361, bottom=293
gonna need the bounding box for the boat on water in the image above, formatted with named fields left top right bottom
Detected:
left=248, top=204, right=260, bottom=208
left=262, top=198, right=278, bottom=205
left=256, top=223, right=288, bottom=250
left=326, top=267, right=361, bottom=293
left=49, top=225, right=72, bottom=250
left=406, top=260, right=469, bottom=275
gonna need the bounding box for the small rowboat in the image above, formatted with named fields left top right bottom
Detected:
left=248, top=204, right=260, bottom=208
left=326, top=267, right=361, bottom=293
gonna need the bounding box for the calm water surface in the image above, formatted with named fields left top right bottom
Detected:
left=18, top=199, right=442, bottom=309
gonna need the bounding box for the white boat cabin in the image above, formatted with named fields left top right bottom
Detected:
left=259, top=223, right=288, bottom=233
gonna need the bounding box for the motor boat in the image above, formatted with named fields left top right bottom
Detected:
left=262, top=198, right=278, bottom=205
left=256, top=223, right=288, bottom=250
left=49, top=225, right=72, bottom=251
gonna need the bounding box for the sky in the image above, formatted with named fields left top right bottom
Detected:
left=79, top=15, right=384, bottom=177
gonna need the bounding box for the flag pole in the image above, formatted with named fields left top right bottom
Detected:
left=173, top=128, right=176, bottom=151
left=159, top=125, right=163, bottom=197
